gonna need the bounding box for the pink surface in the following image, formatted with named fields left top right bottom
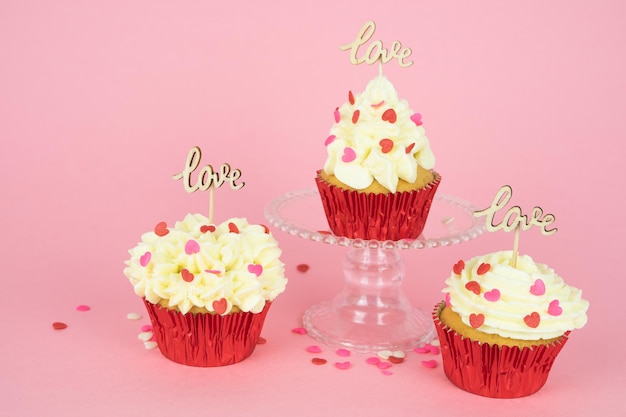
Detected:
left=1, top=1, right=624, bottom=416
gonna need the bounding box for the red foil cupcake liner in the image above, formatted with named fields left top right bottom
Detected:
left=143, top=299, right=271, bottom=367
left=432, top=303, right=569, bottom=398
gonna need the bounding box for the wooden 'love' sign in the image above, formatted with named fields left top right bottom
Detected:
left=340, top=21, right=414, bottom=68
left=474, top=185, right=557, bottom=266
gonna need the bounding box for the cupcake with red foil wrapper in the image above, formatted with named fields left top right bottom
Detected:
left=433, top=251, right=589, bottom=398
left=124, top=214, right=287, bottom=367
left=316, top=73, right=440, bottom=241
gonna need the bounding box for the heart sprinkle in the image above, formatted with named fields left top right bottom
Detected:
left=139, top=251, right=151, bottom=267
left=465, top=281, right=481, bottom=295
left=352, top=110, right=360, bottom=124
left=530, top=279, right=546, bottom=296
left=453, top=260, right=465, bottom=275
left=205, top=269, right=221, bottom=275
left=381, top=108, right=397, bottom=123
left=469, top=313, right=485, bottom=328
left=348, top=90, right=355, bottom=105
left=524, top=312, right=541, bottom=328
left=389, top=356, right=404, bottom=364
left=154, top=222, right=169, bottom=237
left=291, top=327, right=307, bottom=335
left=306, top=345, right=323, bottom=353
left=379, top=138, right=394, bottom=153
left=421, top=360, right=438, bottom=369
left=336, top=348, right=351, bottom=357
left=371, top=100, right=385, bottom=108
left=212, top=298, right=228, bottom=315
left=377, top=350, right=392, bottom=360
left=181, top=269, right=195, bottom=282
left=334, top=361, right=351, bottom=370
left=405, top=143, right=416, bottom=154
left=200, top=225, right=215, bottom=233
left=228, top=222, right=240, bottom=234
left=477, top=263, right=491, bottom=275
left=445, top=293, right=451, bottom=307
left=261, top=224, right=270, bottom=234
left=311, top=358, right=327, bottom=365
left=324, top=135, right=336, bottom=146
left=126, top=312, right=142, bottom=320
left=484, top=289, right=501, bottom=302
left=334, top=107, right=340, bottom=123
left=76, top=305, right=91, bottom=312
left=140, top=324, right=153, bottom=332
left=256, top=336, right=267, bottom=345
left=248, top=264, right=263, bottom=277
left=184, top=239, right=200, bottom=255
left=411, top=113, right=423, bottom=126
left=548, top=300, right=563, bottom=316
left=376, top=362, right=392, bottom=369
left=52, top=322, right=67, bottom=330
left=342, top=147, right=357, bottom=163
left=144, top=341, right=158, bottom=350
left=366, top=357, right=381, bottom=365
left=296, top=264, right=310, bottom=273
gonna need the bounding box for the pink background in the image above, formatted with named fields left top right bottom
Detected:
left=1, top=1, right=624, bottom=415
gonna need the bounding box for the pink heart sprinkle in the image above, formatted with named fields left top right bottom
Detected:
left=185, top=239, right=200, bottom=255
left=76, top=305, right=90, bottom=312
left=334, top=361, right=351, bottom=370
left=548, top=299, right=563, bottom=316
left=306, top=345, right=322, bottom=353
left=376, top=362, right=392, bottom=369
left=530, top=279, right=546, bottom=296
left=484, top=288, right=501, bottom=302
left=334, top=107, right=340, bottom=123
left=324, top=135, right=336, bottom=146
left=421, top=360, right=438, bottom=369
left=429, top=346, right=440, bottom=355
left=140, top=324, right=153, bottom=332
left=139, top=251, right=151, bottom=267
left=248, top=264, right=263, bottom=277
left=445, top=293, right=451, bottom=307
left=342, top=147, right=356, bottom=163
left=414, top=346, right=430, bottom=354
left=366, top=357, right=381, bottom=365
left=381, top=370, right=394, bottom=376
left=411, top=113, right=423, bottom=126
left=291, top=327, right=307, bottom=335
left=336, top=348, right=351, bottom=357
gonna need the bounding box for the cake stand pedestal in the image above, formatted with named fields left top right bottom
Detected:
left=265, top=189, right=484, bottom=353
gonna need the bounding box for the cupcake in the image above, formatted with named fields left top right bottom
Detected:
left=124, top=214, right=288, bottom=367
left=433, top=251, right=589, bottom=398
left=316, top=73, right=440, bottom=241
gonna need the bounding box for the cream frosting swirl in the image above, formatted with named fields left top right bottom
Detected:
left=323, top=74, right=435, bottom=192
left=124, top=214, right=287, bottom=315
left=443, top=251, right=589, bottom=340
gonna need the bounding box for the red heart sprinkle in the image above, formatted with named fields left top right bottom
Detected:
left=212, top=298, right=228, bottom=315
left=469, top=313, right=484, bottom=328
left=389, top=356, right=405, bottom=364
left=477, top=263, right=491, bottom=275
left=181, top=269, right=195, bottom=282
left=348, top=90, right=355, bottom=105
left=453, top=260, right=465, bottom=275
left=200, top=225, right=215, bottom=233
left=334, top=107, right=340, bottom=123
left=154, top=222, right=169, bottom=236
left=524, top=312, right=541, bottom=328
left=261, top=224, right=270, bottom=234
left=297, top=264, right=310, bottom=273
left=228, top=222, right=239, bottom=234
left=421, top=360, right=438, bottom=369
left=311, top=358, right=327, bottom=365
left=405, top=143, right=416, bottom=154
left=352, top=109, right=360, bottom=124
left=256, top=336, right=267, bottom=345
left=334, top=361, right=351, bottom=370
left=465, top=281, right=481, bottom=295
left=381, top=109, right=397, bottom=123
left=379, top=138, right=394, bottom=153
left=52, top=322, right=68, bottom=330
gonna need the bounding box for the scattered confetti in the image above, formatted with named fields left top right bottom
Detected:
left=334, top=361, right=351, bottom=370
left=336, top=348, right=351, bottom=357
left=257, top=336, right=267, bottom=345
left=296, top=264, right=310, bottom=273
left=441, top=216, right=455, bottom=225
left=127, top=313, right=142, bottom=320
left=377, top=350, right=392, bottom=360
left=291, top=327, right=307, bottom=335
left=414, top=343, right=440, bottom=355
left=76, top=305, right=90, bottom=312
left=392, top=350, right=406, bottom=358
left=429, top=339, right=440, bottom=347
left=311, top=358, right=327, bottom=365
left=144, top=341, right=158, bottom=350
left=381, top=370, right=394, bottom=376
left=429, top=346, right=440, bottom=355
left=306, top=345, right=323, bottom=353
left=140, top=324, right=153, bottom=332
left=376, top=362, right=392, bottom=370
left=421, top=360, right=438, bottom=369
left=389, top=356, right=405, bottom=364
left=52, top=322, right=67, bottom=330
left=366, top=357, right=381, bottom=365
left=138, top=331, right=153, bottom=342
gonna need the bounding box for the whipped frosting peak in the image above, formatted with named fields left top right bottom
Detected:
left=323, top=74, right=435, bottom=192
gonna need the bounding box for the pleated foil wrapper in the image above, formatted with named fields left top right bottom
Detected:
left=143, top=299, right=271, bottom=367
left=315, top=170, right=441, bottom=241
left=432, top=302, right=570, bottom=398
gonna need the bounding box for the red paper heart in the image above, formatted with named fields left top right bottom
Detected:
left=52, top=322, right=68, bottom=330
left=311, top=358, right=327, bottom=365
left=379, top=138, right=394, bottom=153
left=352, top=109, right=360, bottom=124
left=381, top=108, right=397, bottom=123
left=154, top=222, right=169, bottom=237
left=348, top=90, right=355, bottom=105
left=261, top=224, right=270, bottom=234
left=477, top=263, right=491, bottom=275
left=181, top=269, right=195, bottom=282
left=469, top=313, right=484, bottom=328
left=453, top=260, right=465, bottom=275
left=297, top=264, right=310, bottom=273
left=228, top=222, right=240, bottom=234
left=212, top=298, right=228, bottom=315
left=405, top=143, right=416, bottom=154
left=524, top=312, right=541, bottom=328
left=200, top=225, right=215, bottom=233
left=465, top=281, right=481, bottom=295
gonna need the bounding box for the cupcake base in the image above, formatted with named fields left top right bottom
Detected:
left=143, top=299, right=271, bottom=367
left=433, top=302, right=569, bottom=398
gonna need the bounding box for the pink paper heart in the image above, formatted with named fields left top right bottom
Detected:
left=334, top=361, right=351, bottom=370
left=411, top=113, right=423, bottom=126
left=484, top=289, right=500, bottom=302
left=248, top=263, right=263, bottom=277
left=306, top=345, right=322, bottom=353
left=530, top=279, right=546, bottom=296
left=185, top=239, right=200, bottom=255
left=342, top=147, right=357, bottom=163
left=548, top=299, right=563, bottom=316
left=139, top=251, right=151, bottom=267
left=324, top=135, right=336, bottom=146
left=334, top=107, right=340, bottom=123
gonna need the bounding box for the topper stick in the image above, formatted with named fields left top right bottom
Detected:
left=208, top=186, right=215, bottom=225
left=511, top=224, right=520, bottom=267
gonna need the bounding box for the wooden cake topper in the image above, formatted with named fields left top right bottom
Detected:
left=172, top=146, right=245, bottom=223
left=340, top=20, right=414, bottom=68
left=474, top=185, right=557, bottom=267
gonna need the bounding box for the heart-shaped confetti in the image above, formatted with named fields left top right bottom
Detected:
left=371, top=100, right=385, bottom=108
left=334, top=107, right=340, bottom=123
left=228, top=222, right=240, bottom=234
left=341, top=147, right=357, bottom=163
left=381, top=108, right=397, bottom=123
left=366, top=357, right=381, bottom=365
left=414, top=346, right=430, bottom=354
left=139, top=251, right=151, bottom=267
left=524, top=312, right=541, bottom=328
left=405, top=143, right=416, bottom=154
left=389, top=356, right=404, bottom=364
left=248, top=264, right=263, bottom=277
left=379, top=138, right=394, bottom=153
left=334, top=361, right=351, bottom=370
left=144, top=341, right=158, bottom=350
left=348, top=90, right=355, bottom=105
left=306, top=345, right=323, bottom=353
left=410, top=113, right=423, bottom=126
left=324, top=135, right=336, bottom=146
left=465, top=281, right=481, bottom=295
left=530, top=279, right=546, bottom=296
left=469, top=313, right=485, bottom=328
left=140, top=324, right=153, bottom=332
left=154, top=222, right=169, bottom=237
left=548, top=299, right=563, bottom=316
left=296, top=264, right=310, bottom=273
left=205, top=269, right=221, bottom=275
left=311, top=358, right=327, bottom=365
left=212, top=298, right=228, bottom=315
left=185, top=239, right=200, bottom=255
left=336, top=348, right=351, bottom=357
left=261, top=224, right=270, bottom=234
left=200, top=225, right=215, bottom=233
left=52, top=322, right=67, bottom=330
left=127, top=312, right=142, bottom=320
left=377, top=350, right=392, bottom=360
left=256, top=336, right=267, bottom=345
left=477, top=263, right=491, bottom=275
left=138, top=331, right=153, bottom=342
left=453, top=260, right=465, bottom=275
left=376, top=362, right=392, bottom=369
left=291, top=327, right=307, bottom=335
left=421, top=360, right=437, bottom=369
left=181, top=269, right=195, bottom=282
left=484, top=289, right=501, bottom=302
left=352, top=109, right=360, bottom=124
left=445, top=292, right=451, bottom=307
left=76, top=305, right=91, bottom=312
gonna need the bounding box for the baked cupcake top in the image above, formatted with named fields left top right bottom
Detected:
left=124, top=214, right=287, bottom=315
left=443, top=251, right=588, bottom=340
left=322, top=74, right=435, bottom=193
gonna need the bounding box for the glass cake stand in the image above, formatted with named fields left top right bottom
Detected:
left=264, top=189, right=484, bottom=353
